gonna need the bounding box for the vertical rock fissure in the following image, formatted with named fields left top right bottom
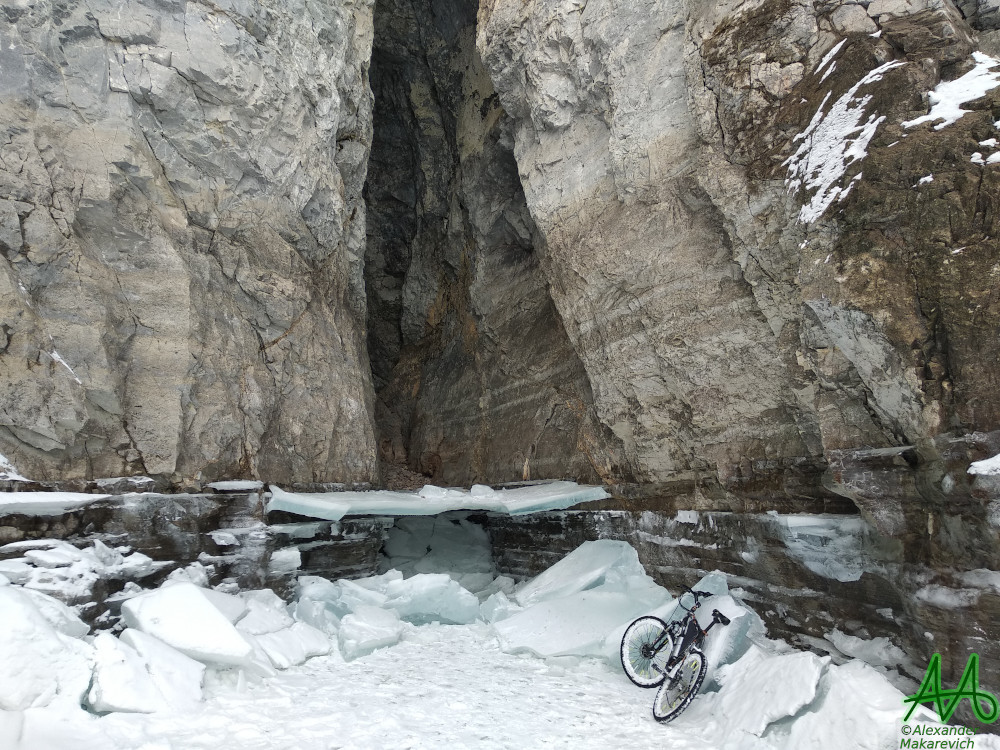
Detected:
left=363, top=0, right=619, bottom=487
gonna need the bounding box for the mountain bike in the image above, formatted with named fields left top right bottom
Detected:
left=620, top=586, right=731, bottom=722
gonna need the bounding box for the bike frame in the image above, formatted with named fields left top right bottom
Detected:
left=649, top=588, right=727, bottom=680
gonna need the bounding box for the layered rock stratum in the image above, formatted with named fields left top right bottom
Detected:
left=475, top=0, right=1000, bottom=505
left=0, top=0, right=377, bottom=486
left=2, top=0, right=998, bottom=504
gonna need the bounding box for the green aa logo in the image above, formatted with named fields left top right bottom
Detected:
left=903, top=653, right=1000, bottom=724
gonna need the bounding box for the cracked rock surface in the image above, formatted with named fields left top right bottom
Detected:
left=475, top=0, right=1000, bottom=505
left=0, top=0, right=378, bottom=486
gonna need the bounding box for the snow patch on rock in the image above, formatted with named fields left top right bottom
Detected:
left=785, top=60, right=906, bottom=223
left=903, top=53, right=1000, bottom=131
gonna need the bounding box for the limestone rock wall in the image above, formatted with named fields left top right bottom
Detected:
left=475, top=0, right=828, bottom=495
left=3, top=0, right=999, bottom=512
left=0, top=0, right=378, bottom=486
left=475, top=0, right=1000, bottom=506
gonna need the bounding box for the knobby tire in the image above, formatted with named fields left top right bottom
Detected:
left=652, top=648, right=706, bottom=723
left=620, top=616, right=672, bottom=688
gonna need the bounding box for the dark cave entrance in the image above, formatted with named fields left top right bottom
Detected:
left=361, top=0, right=605, bottom=489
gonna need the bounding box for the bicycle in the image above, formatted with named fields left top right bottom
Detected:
left=620, top=586, right=731, bottom=722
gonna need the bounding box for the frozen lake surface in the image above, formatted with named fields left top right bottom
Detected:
left=5, top=532, right=1000, bottom=750
left=98, top=621, right=671, bottom=750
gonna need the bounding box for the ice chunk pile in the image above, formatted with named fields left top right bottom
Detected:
left=492, top=542, right=764, bottom=683
left=381, top=513, right=496, bottom=593
left=339, top=606, right=405, bottom=661
left=94, top=581, right=328, bottom=713
left=122, top=583, right=257, bottom=667
left=120, top=582, right=330, bottom=676
left=0, top=538, right=166, bottom=604
left=293, top=568, right=483, bottom=659
left=118, top=629, right=206, bottom=711
left=0, top=586, right=94, bottom=711
left=232, top=589, right=329, bottom=670
left=709, top=645, right=829, bottom=741
left=494, top=540, right=674, bottom=660
left=88, top=632, right=174, bottom=714
left=385, top=573, right=481, bottom=624
left=680, top=645, right=922, bottom=749
left=0, top=569, right=334, bottom=727
left=513, top=538, right=650, bottom=606
left=782, top=659, right=915, bottom=749
left=480, top=588, right=519, bottom=623
left=267, top=481, right=609, bottom=521
left=0, top=534, right=968, bottom=750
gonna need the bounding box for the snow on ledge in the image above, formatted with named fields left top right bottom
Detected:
left=969, top=452, right=1000, bottom=476
left=0, top=492, right=110, bottom=517
left=266, top=481, right=609, bottom=521
left=903, top=52, right=1000, bottom=131
left=206, top=480, right=265, bottom=491
left=0, top=452, right=30, bottom=482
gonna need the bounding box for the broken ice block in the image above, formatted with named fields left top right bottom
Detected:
left=495, top=585, right=670, bottom=659
left=338, top=605, right=404, bottom=661
left=513, top=539, right=650, bottom=607
left=0, top=587, right=94, bottom=711
left=480, top=590, right=521, bottom=624
left=383, top=573, right=480, bottom=625
left=121, top=582, right=254, bottom=666
left=119, top=629, right=206, bottom=710
left=87, top=633, right=163, bottom=714
left=249, top=622, right=331, bottom=669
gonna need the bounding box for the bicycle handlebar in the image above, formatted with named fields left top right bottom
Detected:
left=680, top=585, right=714, bottom=600
left=678, top=586, right=716, bottom=612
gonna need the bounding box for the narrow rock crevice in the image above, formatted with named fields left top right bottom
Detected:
left=363, top=0, right=621, bottom=487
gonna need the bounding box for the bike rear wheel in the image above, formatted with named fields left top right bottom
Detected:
left=620, top=616, right=672, bottom=688
left=652, top=647, right=706, bottom=723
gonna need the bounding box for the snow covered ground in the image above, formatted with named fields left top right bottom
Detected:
left=95, top=623, right=683, bottom=750
left=3, top=538, right=999, bottom=749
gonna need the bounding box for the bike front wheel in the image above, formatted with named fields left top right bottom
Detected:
left=652, top=647, right=706, bottom=723
left=620, top=616, right=672, bottom=688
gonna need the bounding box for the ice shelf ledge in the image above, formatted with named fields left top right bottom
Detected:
left=265, top=481, right=610, bottom=521
left=0, top=492, right=112, bottom=517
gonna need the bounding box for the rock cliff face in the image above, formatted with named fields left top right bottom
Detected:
left=4, top=0, right=997, bottom=505
left=469, top=0, right=1000, bottom=709
left=475, top=0, right=1000, bottom=505
left=0, top=0, right=377, bottom=487
left=3, top=0, right=1000, bottom=708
